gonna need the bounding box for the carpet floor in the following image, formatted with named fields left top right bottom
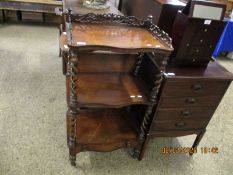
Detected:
left=0, top=23, right=233, bottom=175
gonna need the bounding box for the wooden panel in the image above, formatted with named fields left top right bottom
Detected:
left=152, top=118, right=209, bottom=130
left=0, top=1, right=61, bottom=13
left=66, top=73, right=150, bottom=108
left=3, top=0, right=61, bottom=5
left=162, top=80, right=229, bottom=97
left=160, top=96, right=222, bottom=108
left=155, top=108, right=215, bottom=120
left=67, top=108, right=139, bottom=151
left=121, top=0, right=185, bottom=34
left=71, top=23, right=168, bottom=51
left=78, top=53, right=137, bottom=73
left=22, top=11, right=43, bottom=22
left=3, top=10, right=17, bottom=21
left=44, top=13, right=60, bottom=23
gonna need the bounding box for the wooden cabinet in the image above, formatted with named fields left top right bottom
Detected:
left=140, top=61, right=233, bottom=157
left=59, top=8, right=173, bottom=165
left=120, top=0, right=186, bottom=34
left=171, top=11, right=226, bottom=66
left=0, top=0, right=62, bottom=22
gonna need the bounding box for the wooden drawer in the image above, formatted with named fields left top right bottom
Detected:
left=163, top=80, right=229, bottom=97
left=188, top=46, right=204, bottom=56
left=155, top=108, right=215, bottom=120
left=160, top=96, right=222, bottom=108
left=22, top=12, right=43, bottom=22
left=152, top=119, right=209, bottom=131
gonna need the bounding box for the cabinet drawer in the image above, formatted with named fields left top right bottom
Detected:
left=188, top=46, right=204, bottom=56
left=163, top=80, right=229, bottom=97
left=160, top=96, right=222, bottom=108
left=152, top=119, right=208, bottom=131
left=155, top=108, right=215, bottom=120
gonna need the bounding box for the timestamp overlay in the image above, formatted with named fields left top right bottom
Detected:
left=161, top=146, right=219, bottom=155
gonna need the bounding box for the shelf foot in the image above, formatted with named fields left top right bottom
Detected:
left=132, top=148, right=140, bottom=159
left=69, top=154, right=76, bottom=166
left=69, top=148, right=76, bottom=166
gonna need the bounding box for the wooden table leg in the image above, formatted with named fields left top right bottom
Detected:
left=62, top=56, right=67, bottom=75
left=190, top=129, right=206, bottom=155
left=2, top=10, right=6, bottom=22
left=42, top=13, right=45, bottom=22
left=16, top=10, right=22, bottom=21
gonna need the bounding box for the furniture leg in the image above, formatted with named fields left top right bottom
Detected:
left=68, top=55, right=78, bottom=165
left=136, top=72, right=163, bottom=160
left=59, top=24, right=62, bottom=57
left=138, top=134, right=150, bottom=160
left=62, top=56, right=67, bottom=75
left=42, top=13, right=45, bottom=22
left=16, top=10, right=22, bottom=21
left=2, top=10, right=6, bottom=22
left=190, top=129, right=206, bottom=155
left=69, top=148, right=76, bottom=166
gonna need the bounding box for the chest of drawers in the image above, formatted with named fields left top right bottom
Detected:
left=138, top=61, right=233, bottom=159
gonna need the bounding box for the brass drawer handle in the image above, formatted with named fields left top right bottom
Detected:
left=191, top=84, right=204, bottom=92
left=186, top=98, right=196, bottom=104
left=181, top=110, right=191, bottom=118
left=175, top=122, right=186, bottom=128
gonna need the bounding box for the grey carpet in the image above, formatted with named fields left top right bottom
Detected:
left=0, top=23, right=233, bottom=175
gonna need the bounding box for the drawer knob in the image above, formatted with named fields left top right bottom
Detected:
left=181, top=110, right=191, bottom=118
left=191, top=84, right=204, bottom=92
left=186, top=98, right=196, bottom=104
left=175, top=122, right=186, bottom=128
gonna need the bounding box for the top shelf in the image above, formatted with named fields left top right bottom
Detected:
left=70, top=23, right=170, bottom=52
left=65, top=13, right=173, bottom=54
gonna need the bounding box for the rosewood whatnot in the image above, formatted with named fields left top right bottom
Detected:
left=60, top=11, right=173, bottom=165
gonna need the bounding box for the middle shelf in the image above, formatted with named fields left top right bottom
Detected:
left=66, top=73, right=151, bottom=108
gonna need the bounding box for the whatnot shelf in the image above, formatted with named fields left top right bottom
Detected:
left=59, top=9, right=173, bottom=165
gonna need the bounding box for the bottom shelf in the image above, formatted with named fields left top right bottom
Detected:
left=67, top=108, right=140, bottom=152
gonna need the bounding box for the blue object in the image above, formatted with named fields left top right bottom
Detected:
left=213, top=20, right=233, bottom=58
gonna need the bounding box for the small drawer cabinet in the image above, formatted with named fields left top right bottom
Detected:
left=139, top=61, right=233, bottom=158
left=171, top=11, right=226, bottom=66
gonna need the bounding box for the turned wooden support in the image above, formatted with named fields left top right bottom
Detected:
left=134, top=70, right=163, bottom=160
left=133, top=53, right=144, bottom=76
left=67, top=52, right=79, bottom=166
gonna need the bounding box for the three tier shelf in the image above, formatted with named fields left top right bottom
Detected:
left=59, top=10, right=173, bottom=166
